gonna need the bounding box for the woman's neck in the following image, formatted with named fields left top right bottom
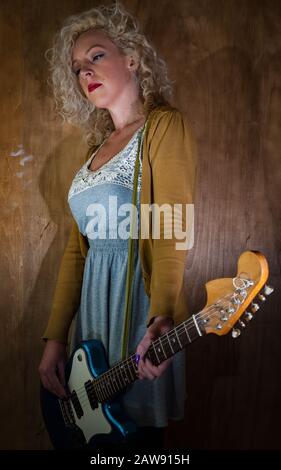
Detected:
left=108, top=99, right=145, bottom=133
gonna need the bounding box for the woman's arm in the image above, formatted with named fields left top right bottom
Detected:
left=39, top=221, right=88, bottom=396
left=137, top=108, right=197, bottom=379
left=147, top=108, right=197, bottom=326
left=43, top=220, right=88, bottom=343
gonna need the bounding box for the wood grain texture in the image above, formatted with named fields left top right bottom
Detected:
left=0, top=0, right=280, bottom=450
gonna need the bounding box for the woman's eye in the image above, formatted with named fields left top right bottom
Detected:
left=72, top=53, right=104, bottom=76
left=92, top=53, right=104, bottom=62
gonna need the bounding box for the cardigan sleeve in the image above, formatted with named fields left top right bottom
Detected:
left=146, top=109, right=197, bottom=326
left=42, top=221, right=89, bottom=343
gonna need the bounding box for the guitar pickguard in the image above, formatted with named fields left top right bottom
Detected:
left=68, top=347, right=112, bottom=442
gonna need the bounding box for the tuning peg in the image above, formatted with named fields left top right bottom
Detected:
left=220, top=314, right=229, bottom=322
left=232, top=328, right=241, bottom=338
left=239, top=319, right=246, bottom=328
left=258, top=294, right=266, bottom=302
left=227, top=306, right=235, bottom=314
left=244, top=311, right=253, bottom=322
left=251, top=302, right=260, bottom=313
left=263, top=285, right=274, bottom=296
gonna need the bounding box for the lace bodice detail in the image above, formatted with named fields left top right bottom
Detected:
left=68, top=126, right=145, bottom=201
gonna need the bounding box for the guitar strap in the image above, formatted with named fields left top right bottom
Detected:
left=121, top=112, right=153, bottom=360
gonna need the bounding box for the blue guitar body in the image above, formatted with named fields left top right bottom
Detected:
left=40, top=340, right=137, bottom=449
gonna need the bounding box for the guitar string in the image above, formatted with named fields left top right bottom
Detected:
left=74, top=292, right=249, bottom=408
left=78, top=289, right=242, bottom=393
left=72, top=289, right=248, bottom=406
left=72, top=295, right=229, bottom=401
left=71, top=290, right=248, bottom=406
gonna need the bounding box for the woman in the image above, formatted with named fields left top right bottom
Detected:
left=39, top=1, right=196, bottom=451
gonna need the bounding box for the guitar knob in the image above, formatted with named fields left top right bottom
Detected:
left=251, top=302, right=260, bottom=313
left=258, top=294, right=266, bottom=302
left=263, top=285, right=274, bottom=296
left=244, top=311, right=253, bottom=322
left=232, top=328, right=241, bottom=338
left=239, top=319, right=246, bottom=328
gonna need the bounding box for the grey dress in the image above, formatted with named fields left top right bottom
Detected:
left=67, top=125, right=186, bottom=427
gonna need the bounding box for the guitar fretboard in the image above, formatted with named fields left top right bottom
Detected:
left=91, top=314, right=203, bottom=403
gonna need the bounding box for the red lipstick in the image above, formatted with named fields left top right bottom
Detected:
left=88, top=83, right=102, bottom=92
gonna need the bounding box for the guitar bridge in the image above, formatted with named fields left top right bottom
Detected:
left=59, top=398, right=76, bottom=427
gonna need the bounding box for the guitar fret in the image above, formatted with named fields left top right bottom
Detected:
left=98, top=380, right=105, bottom=401
left=175, top=328, right=183, bottom=348
left=116, top=365, right=123, bottom=387
left=98, top=380, right=107, bottom=401
left=169, top=332, right=181, bottom=353
left=190, top=324, right=199, bottom=342
left=113, top=370, right=121, bottom=392
left=157, top=339, right=168, bottom=363
left=94, top=382, right=101, bottom=402
left=124, top=365, right=130, bottom=383
left=105, top=380, right=112, bottom=400
left=98, top=384, right=104, bottom=402
left=183, top=322, right=191, bottom=343
left=131, top=356, right=138, bottom=374
left=119, top=364, right=129, bottom=386
left=146, top=348, right=155, bottom=365
left=167, top=333, right=175, bottom=354
left=157, top=338, right=168, bottom=361
left=152, top=342, right=161, bottom=365
left=160, top=339, right=168, bottom=359
left=89, top=313, right=205, bottom=405
left=109, top=367, right=118, bottom=392
left=192, top=314, right=202, bottom=337
left=110, top=375, right=117, bottom=394
left=108, top=373, right=116, bottom=394
left=115, top=365, right=123, bottom=389
left=126, top=361, right=134, bottom=381
left=115, top=367, right=123, bottom=391
left=105, top=377, right=113, bottom=397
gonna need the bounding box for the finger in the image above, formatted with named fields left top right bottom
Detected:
left=152, top=357, right=173, bottom=376
left=42, top=370, right=67, bottom=398
left=40, top=374, right=53, bottom=393
left=137, top=358, right=148, bottom=379
left=142, top=359, right=161, bottom=379
left=51, top=374, right=68, bottom=398
left=138, top=358, right=157, bottom=380
left=140, top=357, right=172, bottom=380
left=136, top=334, right=154, bottom=359
left=138, top=363, right=156, bottom=380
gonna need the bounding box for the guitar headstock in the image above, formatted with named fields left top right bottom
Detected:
left=197, top=251, right=273, bottom=338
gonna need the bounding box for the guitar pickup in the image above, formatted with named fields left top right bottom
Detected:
left=70, top=390, right=84, bottom=419
left=85, top=380, right=99, bottom=410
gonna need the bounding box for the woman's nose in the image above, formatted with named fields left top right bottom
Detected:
left=80, top=68, right=94, bottom=79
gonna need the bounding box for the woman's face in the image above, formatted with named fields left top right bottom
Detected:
left=72, top=29, right=138, bottom=109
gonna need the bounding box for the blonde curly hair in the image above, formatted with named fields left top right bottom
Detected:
left=46, top=1, right=173, bottom=146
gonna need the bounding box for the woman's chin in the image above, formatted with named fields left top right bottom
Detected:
left=88, top=98, right=108, bottom=110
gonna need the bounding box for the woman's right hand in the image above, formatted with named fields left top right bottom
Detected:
left=38, top=339, right=68, bottom=398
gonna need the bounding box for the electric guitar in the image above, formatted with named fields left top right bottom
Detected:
left=40, top=250, right=273, bottom=449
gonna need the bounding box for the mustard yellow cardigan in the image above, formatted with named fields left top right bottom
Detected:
left=43, top=105, right=197, bottom=343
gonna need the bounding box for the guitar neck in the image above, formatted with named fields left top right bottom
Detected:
left=93, top=314, right=203, bottom=403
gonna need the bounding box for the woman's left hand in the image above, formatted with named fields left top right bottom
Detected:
left=136, top=315, right=174, bottom=380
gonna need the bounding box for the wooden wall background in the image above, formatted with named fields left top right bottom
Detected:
left=0, top=0, right=280, bottom=450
